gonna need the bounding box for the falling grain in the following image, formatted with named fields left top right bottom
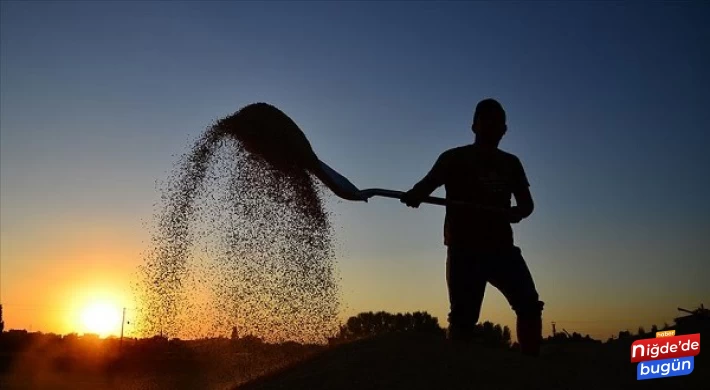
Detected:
left=135, top=103, right=341, bottom=343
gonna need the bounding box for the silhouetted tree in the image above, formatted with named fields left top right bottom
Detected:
left=502, top=325, right=511, bottom=343
left=476, top=322, right=512, bottom=347
left=337, top=311, right=442, bottom=341
left=650, top=324, right=658, bottom=334
left=0, top=304, right=4, bottom=333
left=335, top=311, right=516, bottom=349
left=637, top=326, right=646, bottom=337
left=475, top=321, right=507, bottom=347
left=230, top=326, right=239, bottom=340
left=545, top=329, right=601, bottom=344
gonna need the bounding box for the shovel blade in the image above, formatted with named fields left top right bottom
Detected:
left=312, top=160, right=367, bottom=201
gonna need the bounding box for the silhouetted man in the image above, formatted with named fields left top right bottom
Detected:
left=401, top=98, right=544, bottom=356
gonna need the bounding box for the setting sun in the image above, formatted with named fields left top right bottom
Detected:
left=80, top=302, right=122, bottom=337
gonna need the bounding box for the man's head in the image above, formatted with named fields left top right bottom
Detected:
left=472, top=98, right=507, bottom=147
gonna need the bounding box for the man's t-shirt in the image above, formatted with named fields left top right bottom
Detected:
left=409, top=144, right=530, bottom=249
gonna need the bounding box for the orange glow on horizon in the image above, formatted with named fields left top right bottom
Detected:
left=80, top=301, right=122, bottom=338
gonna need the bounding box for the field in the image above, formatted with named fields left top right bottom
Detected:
left=2, top=331, right=706, bottom=390
left=0, top=333, right=321, bottom=390
left=240, top=332, right=707, bottom=390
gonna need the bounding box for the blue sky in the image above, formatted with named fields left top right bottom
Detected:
left=1, top=1, right=708, bottom=339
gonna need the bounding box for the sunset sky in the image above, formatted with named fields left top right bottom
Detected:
left=1, top=1, right=708, bottom=340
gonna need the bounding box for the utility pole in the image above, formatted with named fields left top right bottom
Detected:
left=120, top=307, right=126, bottom=350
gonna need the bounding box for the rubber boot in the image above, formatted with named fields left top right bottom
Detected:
left=517, top=315, right=542, bottom=356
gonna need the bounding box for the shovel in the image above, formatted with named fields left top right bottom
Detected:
left=316, top=160, right=506, bottom=213
left=218, top=102, right=503, bottom=211
left=315, top=159, right=446, bottom=205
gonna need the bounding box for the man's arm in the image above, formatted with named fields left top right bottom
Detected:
left=401, top=152, right=448, bottom=208
left=509, top=157, right=534, bottom=223
left=510, top=186, right=534, bottom=223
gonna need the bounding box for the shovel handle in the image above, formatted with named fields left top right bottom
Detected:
left=359, top=188, right=506, bottom=213
left=359, top=189, right=446, bottom=206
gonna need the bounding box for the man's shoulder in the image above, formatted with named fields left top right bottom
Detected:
left=494, top=148, right=521, bottom=163
left=441, top=145, right=520, bottom=161
left=440, top=145, right=475, bottom=159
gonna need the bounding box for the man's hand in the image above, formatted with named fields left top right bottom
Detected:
left=510, top=186, right=534, bottom=223
left=508, top=206, right=524, bottom=224
left=400, top=189, right=423, bottom=208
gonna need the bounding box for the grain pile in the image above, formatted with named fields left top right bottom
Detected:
left=135, top=103, right=341, bottom=343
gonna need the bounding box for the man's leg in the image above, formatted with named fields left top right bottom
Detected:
left=446, top=246, right=488, bottom=342
left=487, top=246, right=544, bottom=356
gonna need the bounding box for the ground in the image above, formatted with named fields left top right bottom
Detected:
left=238, top=333, right=708, bottom=390
left=2, top=332, right=706, bottom=389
